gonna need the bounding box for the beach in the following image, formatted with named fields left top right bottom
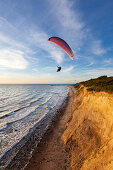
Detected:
left=23, top=86, right=76, bottom=170
left=25, top=85, right=113, bottom=170
left=0, top=85, right=75, bottom=170
left=1, top=84, right=113, bottom=170
left=0, top=85, right=69, bottom=170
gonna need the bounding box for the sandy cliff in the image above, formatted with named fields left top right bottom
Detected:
left=62, top=86, right=113, bottom=170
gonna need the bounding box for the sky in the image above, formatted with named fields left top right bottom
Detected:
left=0, top=0, right=113, bottom=84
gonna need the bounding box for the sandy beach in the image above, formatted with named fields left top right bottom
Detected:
left=25, top=85, right=113, bottom=170
left=0, top=85, right=69, bottom=170
left=24, top=86, right=76, bottom=170
left=3, top=83, right=113, bottom=170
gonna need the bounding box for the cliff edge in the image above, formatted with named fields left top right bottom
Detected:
left=62, top=86, right=113, bottom=170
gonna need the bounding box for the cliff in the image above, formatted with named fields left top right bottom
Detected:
left=62, top=86, right=113, bottom=170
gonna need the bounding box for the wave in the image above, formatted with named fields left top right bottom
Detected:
left=0, top=93, right=53, bottom=130
left=0, top=85, right=69, bottom=167
left=38, top=93, right=52, bottom=106
left=0, top=93, right=46, bottom=120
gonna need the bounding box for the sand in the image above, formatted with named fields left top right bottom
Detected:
left=62, top=86, right=113, bottom=170
left=3, top=85, right=113, bottom=170
left=4, top=85, right=113, bottom=170
left=24, top=85, right=113, bottom=170
left=24, top=86, right=76, bottom=170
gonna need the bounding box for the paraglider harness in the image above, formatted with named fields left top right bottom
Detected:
left=57, top=66, right=61, bottom=72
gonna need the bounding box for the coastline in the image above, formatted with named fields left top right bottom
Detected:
left=24, top=86, right=76, bottom=170
left=0, top=86, right=73, bottom=170
left=23, top=84, right=113, bottom=170
left=1, top=83, right=112, bottom=170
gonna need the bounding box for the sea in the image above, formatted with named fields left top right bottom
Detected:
left=0, top=84, right=69, bottom=168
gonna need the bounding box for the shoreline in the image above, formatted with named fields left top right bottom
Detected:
left=1, top=78, right=113, bottom=169
left=24, top=86, right=76, bottom=170
left=0, top=86, right=72, bottom=170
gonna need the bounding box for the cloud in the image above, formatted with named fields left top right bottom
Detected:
left=50, top=0, right=84, bottom=30
left=0, top=17, right=33, bottom=69
left=0, top=48, right=28, bottom=69
left=63, top=66, right=74, bottom=72
left=86, top=61, right=94, bottom=67
left=45, top=66, right=56, bottom=70
left=0, top=33, right=28, bottom=51
left=48, top=0, right=85, bottom=47
left=48, top=0, right=107, bottom=62
left=91, top=40, right=106, bottom=56
left=28, top=30, right=64, bottom=64
left=0, top=17, right=16, bottom=32
left=32, top=68, right=39, bottom=72
left=0, top=17, right=32, bottom=54
left=80, top=68, right=113, bottom=78
left=0, top=2, right=110, bottom=84
left=0, top=16, right=65, bottom=66
left=103, top=58, right=113, bottom=64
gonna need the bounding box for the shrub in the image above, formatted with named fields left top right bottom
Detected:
left=74, top=75, right=113, bottom=93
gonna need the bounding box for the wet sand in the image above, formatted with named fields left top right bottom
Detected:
left=25, top=86, right=76, bottom=170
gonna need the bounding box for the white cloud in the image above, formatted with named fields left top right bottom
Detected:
left=0, top=17, right=23, bottom=49
left=28, top=30, right=64, bottom=64
left=48, top=0, right=107, bottom=61
left=0, top=33, right=28, bottom=51
left=0, top=3, right=109, bottom=84
left=50, top=0, right=84, bottom=30
left=103, top=58, right=113, bottom=64
left=0, top=16, right=64, bottom=66
left=48, top=0, right=85, bottom=47
left=0, top=17, right=16, bottom=32
left=81, top=68, right=113, bottom=78
left=63, top=66, right=74, bottom=72
left=91, top=40, right=106, bottom=56
left=45, top=66, right=56, bottom=70
left=32, top=68, right=38, bottom=72
left=0, top=48, right=28, bottom=69
left=86, top=61, right=94, bottom=67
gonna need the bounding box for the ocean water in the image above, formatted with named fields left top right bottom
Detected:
left=0, top=84, right=68, bottom=159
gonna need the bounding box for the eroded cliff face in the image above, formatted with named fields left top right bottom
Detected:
left=62, top=86, right=113, bottom=170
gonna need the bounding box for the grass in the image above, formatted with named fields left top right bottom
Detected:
left=74, top=76, right=113, bottom=93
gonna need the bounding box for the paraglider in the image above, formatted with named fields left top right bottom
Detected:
left=48, top=37, right=74, bottom=60
left=57, top=66, right=61, bottom=72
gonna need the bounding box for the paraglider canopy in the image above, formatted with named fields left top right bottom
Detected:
left=48, top=37, right=74, bottom=60
left=57, top=66, right=61, bottom=72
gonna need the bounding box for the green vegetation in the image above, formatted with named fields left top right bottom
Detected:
left=74, top=76, right=113, bottom=93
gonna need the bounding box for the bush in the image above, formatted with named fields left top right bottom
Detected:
left=74, top=75, right=113, bottom=93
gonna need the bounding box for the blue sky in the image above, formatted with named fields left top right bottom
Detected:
left=0, top=0, right=113, bottom=84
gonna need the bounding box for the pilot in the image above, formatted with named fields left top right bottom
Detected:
left=57, top=66, right=61, bottom=72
